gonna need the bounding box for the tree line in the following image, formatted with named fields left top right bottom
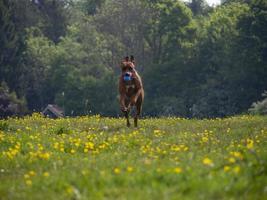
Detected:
left=0, top=0, right=266, bottom=118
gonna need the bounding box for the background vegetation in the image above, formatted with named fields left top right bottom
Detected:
left=1, top=0, right=267, bottom=117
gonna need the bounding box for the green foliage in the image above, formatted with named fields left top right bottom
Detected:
left=0, top=121, right=9, bottom=131
left=55, top=72, right=118, bottom=116
left=187, top=0, right=210, bottom=15
left=93, top=0, right=151, bottom=68
left=32, top=0, right=69, bottom=43
left=24, top=21, right=117, bottom=115
left=249, top=91, right=267, bottom=115
left=0, top=0, right=20, bottom=89
left=1, top=0, right=267, bottom=118
left=191, top=2, right=253, bottom=117
left=76, top=0, right=106, bottom=15
left=51, top=126, right=72, bottom=135
left=145, top=0, right=196, bottom=63
left=0, top=82, right=27, bottom=118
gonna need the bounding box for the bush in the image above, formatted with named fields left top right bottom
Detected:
left=0, top=121, right=9, bottom=131
left=0, top=82, right=27, bottom=118
left=249, top=91, right=267, bottom=115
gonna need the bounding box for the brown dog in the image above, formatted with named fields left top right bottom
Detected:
left=119, top=56, right=144, bottom=127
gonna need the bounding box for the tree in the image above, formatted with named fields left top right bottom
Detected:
left=75, top=0, right=106, bottom=15
left=143, top=0, right=199, bottom=116
left=92, top=0, right=152, bottom=70
left=24, top=27, right=58, bottom=110
left=187, top=0, right=210, bottom=16
left=1, top=0, right=267, bottom=118
left=190, top=2, right=251, bottom=117
left=24, top=19, right=117, bottom=114
left=0, top=0, right=18, bottom=86
left=27, top=0, right=70, bottom=43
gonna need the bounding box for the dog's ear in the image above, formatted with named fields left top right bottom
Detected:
left=130, top=55, right=134, bottom=62
left=125, top=56, right=129, bottom=62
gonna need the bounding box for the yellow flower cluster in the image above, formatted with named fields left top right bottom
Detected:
left=2, top=142, right=21, bottom=159
left=0, top=113, right=266, bottom=196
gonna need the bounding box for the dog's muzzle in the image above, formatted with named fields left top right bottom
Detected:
left=123, top=72, right=132, bottom=81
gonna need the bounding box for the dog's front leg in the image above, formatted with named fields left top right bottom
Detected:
left=120, top=95, right=131, bottom=127
left=131, top=89, right=142, bottom=106
left=120, top=95, right=127, bottom=112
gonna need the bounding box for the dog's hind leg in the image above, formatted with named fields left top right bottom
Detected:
left=124, top=99, right=131, bottom=127
left=134, top=103, right=142, bottom=128
left=125, top=111, right=130, bottom=127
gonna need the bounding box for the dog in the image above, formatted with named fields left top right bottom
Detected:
left=119, top=56, right=144, bottom=127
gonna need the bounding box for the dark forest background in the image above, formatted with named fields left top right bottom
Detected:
left=0, top=0, right=267, bottom=118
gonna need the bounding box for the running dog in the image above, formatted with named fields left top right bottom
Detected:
left=118, top=56, right=144, bottom=127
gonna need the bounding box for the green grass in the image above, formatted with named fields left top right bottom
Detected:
left=0, top=114, right=267, bottom=200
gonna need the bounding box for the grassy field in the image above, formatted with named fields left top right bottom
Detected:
left=0, top=114, right=267, bottom=200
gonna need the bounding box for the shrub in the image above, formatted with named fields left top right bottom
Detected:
left=0, top=82, right=27, bottom=118
left=249, top=91, right=267, bottom=115
left=0, top=121, right=9, bottom=131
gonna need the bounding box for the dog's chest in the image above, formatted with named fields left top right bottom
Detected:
left=125, top=84, right=136, bottom=94
left=125, top=84, right=135, bottom=90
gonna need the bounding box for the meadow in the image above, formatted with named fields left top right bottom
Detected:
left=0, top=114, right=266, bottom=200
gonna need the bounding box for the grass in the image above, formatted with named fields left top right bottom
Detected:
left=0, top=113, right=267, bottom=200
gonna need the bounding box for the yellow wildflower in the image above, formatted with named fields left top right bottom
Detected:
left=113, top=168, right=120, bottom=174
left=29, top=171, right=36, bottom=176
left=174, top=167, right=182, bottom=174
left=228, top=157, right=236, bottom=163
left=247, top=139, right=254, bottom=149
left=230, top=152, right=243, bottom=160
left=25, top=180, right=32, bottom=186
left=224, top=166, right=231, bottom=172
left=66, top=186, right=73, bottom=194
left=202, top=157, right=214, bottom=167
left=202, top=136, right=209, bottom=143
left=43, top=172, right=50, bottom=177
left=233, top=166, right=240, bottom=174
left=24, top=174, right=30, bottom=179
left=153, top=130, right=161, bottom=134
left=127, top=166, right=133, bottom=173
left=70, top=149, right=75, bottom=154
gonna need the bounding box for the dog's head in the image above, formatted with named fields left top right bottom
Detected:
left=120, top=56, right=136, bottom=82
